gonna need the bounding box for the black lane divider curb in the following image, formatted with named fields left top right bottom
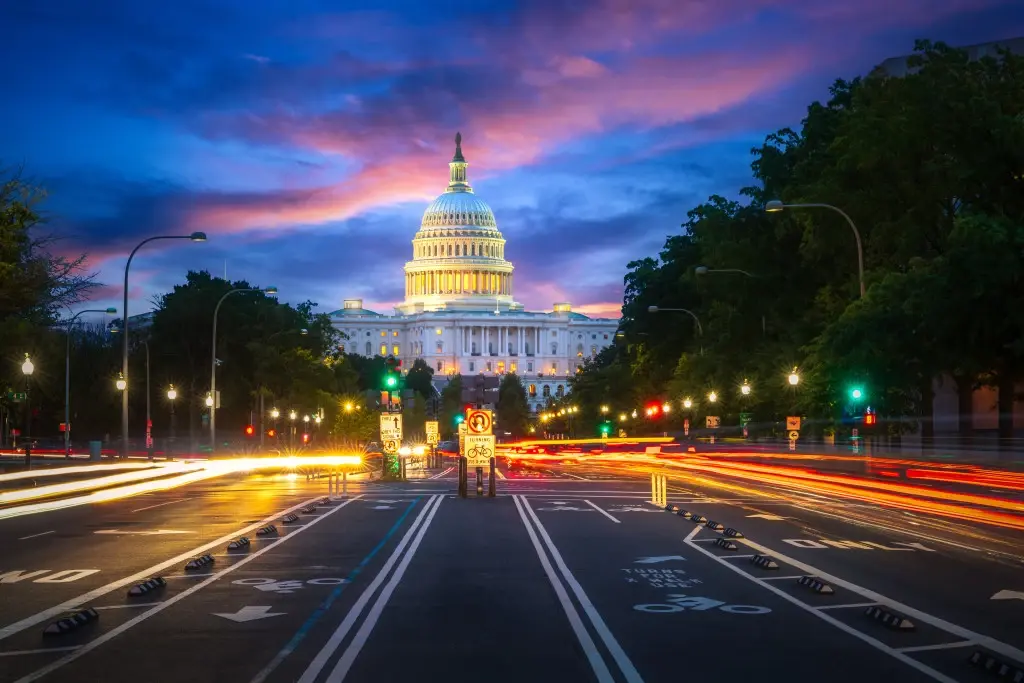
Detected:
left=300, top=505, right=317, bottom=514
left=750, top=554, right=779, bottom=570
left=185, top=554, right=215, bottom=571
left=666, top=504, right=679, bottom=512
left=676, top=510, right=693, bottom=519
left=723, top=528, right=744, bottom=538
left=714, top=538, right=739, bottom=550
left=706, top=520, right=725, bottom=531
left=796, top=576, right=835, bottom=595
left=319, top=497, right=331, bottom=505
left=127, top=577, right=167, bottom=597
left=227, top=537, right=251, bottom=550
left=43, top=608, right=98, bottom=636
left=968, top=650, right=1024, bottom=681
left=864, top=605, right=915, bottom=631
left=282, top=513, right=300, bottom=524
left=256, top=524, right=277, bottom=536
left=690, top=514, right=708, bottom=524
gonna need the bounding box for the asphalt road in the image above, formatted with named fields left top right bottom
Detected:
left=0, top=457, right=1021, bottom=683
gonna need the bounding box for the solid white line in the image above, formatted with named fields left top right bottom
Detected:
left=896, top=641, right=975, bottom=653
left=131, top=498, right=189, bottom=513
left=720, top=554, right=756, bottom=559
left=322, top=496, right=443, bottom=682
left=88, top=602, right=162, bottom=611
left=12, top=496, right=363, bottom=683
left=0, top=647, right=79, bottom=658
left=495, top=468, right=507, bottom=480
left=815, top=602, right=878, bottom=611
left=758, top=575, right=805, bottom=581
left=563, top=473, right=588, bottom=480
left=685, top=530, right=960, bottom=683
left=583, top=499, right=620, bottom=523
left=513, top=496, right=615, bottom=683
left=17, top=531, right=54, bottom=540
left=297, top=496, right=440, bottom=683
left=162, top=573, right=213, bottom=579
left=733, top=535, right=1024, bottom=664
left=520, top=496, right=645, bottom=683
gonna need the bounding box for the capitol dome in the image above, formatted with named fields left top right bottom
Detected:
left=400, top=133, right=517, bottom=314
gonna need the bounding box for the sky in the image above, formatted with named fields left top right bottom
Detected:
left=2, top=1, right=1022, bottom=322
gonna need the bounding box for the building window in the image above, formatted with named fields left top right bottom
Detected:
left=469, top=362, right=475, bottom=372
left=603, top=334, right=609, bottom=340
left=550, top=361, right=557, bottom=372
left=437, top=360, right=444, bottom=372
left=542, top=386, right=550, bottom=397
left=551, top=342, right=558, bottom=354
left=366, top=331, right=371, bottom=337
left=528, top=384, right=536, bottom=396
left=577, top=334, right=583, bottom=340
left=436, top=341, right=444, bottom=353
left=510, top=362, right=517, bottom=373
left=527, top=362, right=533, bottom=372
left=365, top=342, right=371, bottom=355
left=393, top=345, right=400, bottom=355
left=379, top=344, right=387, bottom=356
left=435, top=328, right=442, bottom=335
left=556, top=385, right=564, bottom=397
left=393, top=330, right=398, bottom=337
left=591, top=345, right=597, bottom=357
left=380, top=330, right=386, bottom=337
left=497, top=361, right=505, bottom=374
left=486, top=362, right=492, bottom=372
left=592, top=334, right=597, bottom=340
left=551, top=331, right=557, bottom=337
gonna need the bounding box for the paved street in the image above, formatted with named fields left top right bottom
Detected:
left=0, top=458, right=1021, bottom=683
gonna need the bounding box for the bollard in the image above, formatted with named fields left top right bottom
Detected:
left=476, top=467, right=484, bottom=496
left=458, top=457, right=467, bottom=498
left=342, top=470, right=348, bottom=496
left=488, top=457, right=496, bottom=497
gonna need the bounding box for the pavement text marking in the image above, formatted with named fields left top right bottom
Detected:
left=633, top=594, right=771, bottom=615
left=0, top=570, right=100, bottom=584
left=782, top=539, right=935, bottom=551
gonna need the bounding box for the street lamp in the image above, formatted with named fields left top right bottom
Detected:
left=115, top=374, right=127, bottom=391
left=741, top=381, right=752, bottom=396
left=210, top=285, right=278, bottom=454
left=788, top=369, right=800, bottom=386
left=303, top=415, right=310, bottom=424
left=708, top=391, right=718, bottom=403
left=600, top=405, right=609, bottom=414
left=64, top=307, right=116, bottom=457
left=647, top=306, right=703, bottom=354
left=662, top=402, right=671, bottom=413
left=205, top=393, right=214, bottom=407
left=765, top=200, right=865, bottom=298
left=21, top=354, right=34, bottom=467
left=618, top=412, right=627, bottom=421
left=683, top=398, right=693, bottom=409
left=289, top=410, right=297, bottom=420
left=166, top=385, right=177, bottom=460
left=271, top=408, right=280, bottom=419
left=343, top=402, right=354, bottom=413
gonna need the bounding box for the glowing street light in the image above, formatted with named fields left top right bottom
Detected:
left=662, top=402, right=671, bottom=413
left=788, top=369, right=800, bottom=386
left=618, top=412, right=627, bottom=421
left=343, top=402, right=354, bottom=413
left=289, top=410, right=297, bottom=421
left=22, top=355, right=34, bottom=376
left=270, top=407, right=280, bottom=419
left=205, top=393, right=214, bottom=407
left=683, top=398, right=693, bottom=409
left=708, top=391, right=718, bottom=403
left=166, top=386, right=177, bottom=401
left=741, top=381, right=752, bottom=396
left=600, top=405, right=609, bottom=414
left=303, top=415, right=310, bottom=424
left=115, top=374, right=127, bottom=391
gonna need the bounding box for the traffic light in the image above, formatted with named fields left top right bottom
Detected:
left=244, top=424, right=255, bottom=437
left=599, top=421, right=612, bottom=437
left=849, top=387, right=865, bottom=401
left=454, top=414, right=465, bottom=426
left=302, top=433, right=310, bottom=444
left=267, top=428, right=276, bottom=438
left=384, top=373, right=398, bottom=389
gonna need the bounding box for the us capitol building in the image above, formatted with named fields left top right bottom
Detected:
left=330, top=133, right=618, bottom=412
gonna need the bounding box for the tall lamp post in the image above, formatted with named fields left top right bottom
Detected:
left=121, top=232, right=207, bottom=458
left=64, top=307, right=116, bottom=457
left=166, top=385, right=177, bottom=460
left=210, top=285, right=278, bottom=455
left=695, top=266, right=765, bottom=334
left=647, top=306, right=704, bottom=355
left=21, top=354, right=34, bottom=468
left=765, top=200, right=865, bottom=298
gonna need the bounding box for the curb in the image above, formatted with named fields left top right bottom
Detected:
left=968, top=650, right=1024, bottom=680
left=665, top=504, right=679, bottom=512
left=796, top=576, right=834, bottom=595
left=185, top=554, right=215, bottom=571
left=227, top=537, right=251, bottom=550
left=43, top=608, right=98, bottom=636
left=705, top=520, right=725, bottom=531
left=676, top=510, right=693, bottom=519
left=256, top=524, right=277, bottom=536
left=127, top=577, right=167, bottom=597
left=300, top=505, right=317, bottom=514
left=282, top=513, right=300, bottom=524
left=864, top=605, right=915, bottom=631
left=723, top=528, right=744, bottom=538
left=714, top=538, right=739, bottom=550
left=690, top=514, right=707, bottom=524
left=750, top=554, right=779, bottom=570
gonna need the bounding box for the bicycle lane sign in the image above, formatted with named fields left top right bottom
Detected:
left=464, top=434, right=495, bottom=467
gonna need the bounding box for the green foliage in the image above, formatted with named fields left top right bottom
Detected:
left=332, top=395, right=378, bottom=445
left=404, top=358, right=435, bottom=402
left=439, top=374, right=463, bottom=437
left=496, top=373, right=530, bottom=438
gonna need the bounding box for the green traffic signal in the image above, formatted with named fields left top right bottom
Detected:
left=454, top=414, right=465, bottom=425
left=850, top=387, right=864, bottom=401
left=384, top=374, right=398, bottom=389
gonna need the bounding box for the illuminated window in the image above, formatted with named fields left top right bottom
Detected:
left=486, top=362, right=492, bottom=372
left=510, top=362, right=517, bottom=373
left=393, top=345, right=399, bottom=355
left=469, top=362, right=475, bottom=372
left=393, top=330, right=398, bottom=337
left=379, top=344, right=387, bottom=355
left=435, top=328, right=442, bottom=335
left=437, top=360, right=444, bottom=372
left=380, top=331, right=386, bottom=337
left=528, top=384, right=536, bottom=396
left=497, top=361, right=505, bottom=374
left=591, top=345, right=597, bottom=356
left=550, top=361, right=557, bottom=371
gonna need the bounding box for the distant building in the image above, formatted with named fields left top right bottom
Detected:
left=875, top=36, right=1024, bottom=77
left=329, top=134, right=618, bottom=413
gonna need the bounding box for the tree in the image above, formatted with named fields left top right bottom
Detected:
left=332, top=394, right=378, bottom=446
left=405, top=358, right=435, bottom=403
left=439, top=374, right=463, bottom=438
left=496, top=373, right=530, bottom=438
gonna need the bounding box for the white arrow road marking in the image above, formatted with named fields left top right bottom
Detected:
left=94, top=530, right=192, bottom=536
left=369, top=505, right=395, bottom=510
left=634, top=556, right=687, bottom=564
left=991, top=590, right=1024, bottom=601
left=213, top=606, right=286, bottom=623
left=372, top=500, right=401, bottom=504
left=746, top=514, right=787, bottom=520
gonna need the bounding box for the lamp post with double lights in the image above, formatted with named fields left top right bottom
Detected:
left=695, top=266, right=765, bottom=335
left=64, top=307, right=116, bottom=457
left=647, top=306, right=703, bottom=355
left=21, top=355, right=34, bottom=467
left=121, top=232, right=207, bottom=458
left=166, top=385, right=177, bottom=460
left=210, top=285, right=278, bottom=455
left=765, top=200, right=865, bottom=298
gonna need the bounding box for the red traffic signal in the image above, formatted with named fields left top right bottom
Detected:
left=302, top=433, right=310, bottom=444
left=245, top=425, right=255, bottom=436
left=267, top=428, right=276, bottom=438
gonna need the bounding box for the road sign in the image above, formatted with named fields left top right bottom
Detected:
left=683, top=418, right=690, bottom=436
left=618, top=429, right=627, bottom=438
left=425, top=421, right=439, bottom=445
left=6, top=392, right=26, bottom=403
left=706, top=416, right=720, bottom=429
left=788, top=430, right=800, bottom=441
left=851, top=428, right=859, bottom=438
left=379, top=414, right=403, bottom=442
left=59, top=422, right=67, bottom=432
left=466, top=409, right=492, bottom=435
left=739, top=412, right=752, bottom=427
left=383, top=439, right=399, bottom=454
left=464, top=434, right=495, bottom=467
left=786, top=416, right=801, bottom=431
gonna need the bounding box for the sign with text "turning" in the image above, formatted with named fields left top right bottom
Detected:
left=379, top=414, right=403, bottom=443
left=466, top=409, right=493, bottom=435
left=464, top=434, right=495, bottom=467
left=425, top=421, right=440, bottom=445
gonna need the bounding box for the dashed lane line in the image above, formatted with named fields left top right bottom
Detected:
left=131, top=498, right=189, bottom=513
left=897, top=642, right=976, bottom=654
left=11, top=496, right=363, bottom=683
left=0, top=647, right=79, bottom=658
left=17, top=531, right=53, bottom=541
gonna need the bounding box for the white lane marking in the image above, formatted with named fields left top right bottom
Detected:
left=685, top=527, right=962, bottom=683
left=720, top=554, right=756, bottom=559
left=297, top=496, right=441, bottom=683
left=0, top=647, right=79, bottom=658
left=583, top=500, right=621, bottom=523
left=17, top=531, right=54, bottom=541
left=495, top=468, right=507, bottom=480
left=563, top=473, right=588, bottom=480
left=759, top=575, right=806, bottom=581
left=513, top=495, right=615, bottom=683
left=131, top=498, right=189, bottom=513
left=0, top=494, right=344, bottom=643
left=11, top=496, right=362, bottom=683
left=162, top=573, right=213, bottom=579
left=428, top=468, right=453, bottom=480
left=87, top=602, right=162, bottom=611
left=896, top=641, right=975, bottom=653
left=815, top=602, right=878, bottom=611
left=321, top=496, right=443, bottom=682
left=520, top=496, right=644, bottom=683
left=733, top=534, right=1024, bottom=664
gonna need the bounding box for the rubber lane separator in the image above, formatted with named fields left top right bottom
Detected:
left=714, top=538, right=739, bottom=551
left=690, top=514, right=707, bottom=524
left=300, top=505, right=317, bottom=514
left=676, top=510, right=693, bottom=519
left=255, top=524, right=277, bottom=536
left=865, top=606, right=916, bottom=631
left=797, top=576, right=834, bottom=595
left=127, top=578, right=166, bottom=597
left=282, top=513, right=300, bottom=524
left=42, top=609, right=98, bottom=636
left=723, top=527, right=744, bottom=538
left=750, top=554, right=779, bottom=570
left=706, top=520, right=725, bottom=531
left=967, top=649, right=1024, bottom=681
left=184, top=555, right=214, bottom=571
left=227, top=537, right=251, bottom=550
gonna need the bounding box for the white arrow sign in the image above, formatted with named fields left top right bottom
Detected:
left=213, top=606, right=286, bottom=623
left=746, top=514, right=786, bottom=521
left=991, top=590, right=1024, bottom=601
left=634, top=556, right=687, bottom=564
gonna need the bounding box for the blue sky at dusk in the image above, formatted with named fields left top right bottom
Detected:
left=2, top=1, right=1022, bottom=320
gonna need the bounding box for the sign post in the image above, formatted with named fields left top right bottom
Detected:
left=706, top=415, right=720, bottom=445
left=465, top=433, right=495, bottom=497
left=379, top=414, right=404, bottom=480
left=425, top=420, right=439, bottom=468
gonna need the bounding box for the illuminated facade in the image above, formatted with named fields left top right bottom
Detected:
left=330, top=133, right=618, bottom=412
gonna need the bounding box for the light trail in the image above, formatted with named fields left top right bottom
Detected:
left=0, top=461, right=178, bottom=483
